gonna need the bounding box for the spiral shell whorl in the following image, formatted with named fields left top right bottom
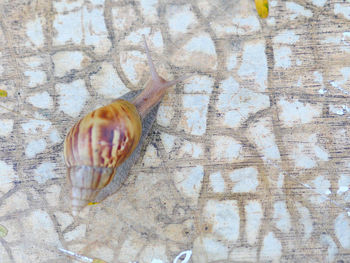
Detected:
left=68, top=166, right=116, bottom=215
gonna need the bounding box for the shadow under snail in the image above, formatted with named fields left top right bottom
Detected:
left=64, top=36, right=188, bottom=216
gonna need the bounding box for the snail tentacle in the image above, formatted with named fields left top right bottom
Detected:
left=132, top=36, right=188, bottom=118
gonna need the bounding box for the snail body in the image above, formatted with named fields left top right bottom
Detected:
left=64, top=37, right=187, bottom=215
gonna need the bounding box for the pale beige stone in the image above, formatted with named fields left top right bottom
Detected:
left=120, top=51, right=146, bottom=86
left=193, top=236, right=228, bottom=262
left=204, top=200, right=240, bottom=242
left=296, top=202, right=313, bottom=241
left=53, top=51, right=89, bottom=77
left=0, top=160, right=17, bottom=194
left=0, top=119, right=13, bottom=137
left=56, top=79, right=90, bottom=117
left=0, top=191, right=29, bottom=215
left=90, top=246, right=114, bottom=262
left=211, top=136, right=242, bottom=162
left=141, top=144, right=162, bottom=167
left=174, top=166, right=204, bottom=204
left=164, top=220, right=194, bottom=243
left=1, top=219, right=21, bottom=242
left=229, top=247, right=257, bottom=262
left=245, top=201, right=263, bottom=245
left=260, top=232, right=282, bottom=262
left=22, top=210, right=60, bottom=244
left=140, top=243, right=168, bottom=263
left=118, top=231, right=144, bottom=263
left=209, top=171, right=225, bottom=193
left=157, top=104, right=174, bottom=127
left=171, top=33, right=217, bottom=71
left=166, top=4, right=198, bottom=39
left=45, top=184, right=61, bottom=207
left=15, top=210, right=62, bottom=262
left=54, top=211, right=74, bottom=231
left=273, top=201, right=291, bottom=233
left=64, top=224, right=87, bottom=242
left=90, top=62, right=129, bottom=99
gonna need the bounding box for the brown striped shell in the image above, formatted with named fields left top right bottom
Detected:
left=64, top=100, right=141, bottom=168
left=64, top=100, right=142, bottom=215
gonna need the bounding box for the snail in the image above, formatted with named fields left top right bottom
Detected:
left=64, top=36, right=188, bottom=216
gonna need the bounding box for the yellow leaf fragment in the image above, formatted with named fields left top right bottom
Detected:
left=255, top=0, right=269, bottom=18
left=88, top=202, right=100, bottom=206
left=0, top=89, right=7, bottom=97
left=92, top=259, right=107, bottom=263
left=0, top=224, right=8, bottom=237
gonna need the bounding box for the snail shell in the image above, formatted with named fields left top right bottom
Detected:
left=64, top=37, right=187, bottom=216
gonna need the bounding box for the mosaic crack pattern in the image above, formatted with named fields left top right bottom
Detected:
left=0, top=0, right=350, bottom=262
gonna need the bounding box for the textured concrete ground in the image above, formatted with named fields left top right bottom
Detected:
left=1, top=0, right=350, bottom=262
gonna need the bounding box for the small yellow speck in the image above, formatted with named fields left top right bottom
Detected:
left=92, top=259, right=107, bottom=263
left=255, top=0, right=269, bottom=18
left=0, top=89, right=7, bottom=97
left=88, top=202, right=100, bottom=206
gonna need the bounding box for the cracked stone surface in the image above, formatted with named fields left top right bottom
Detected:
left=1, top=0, right=350, bottom=262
